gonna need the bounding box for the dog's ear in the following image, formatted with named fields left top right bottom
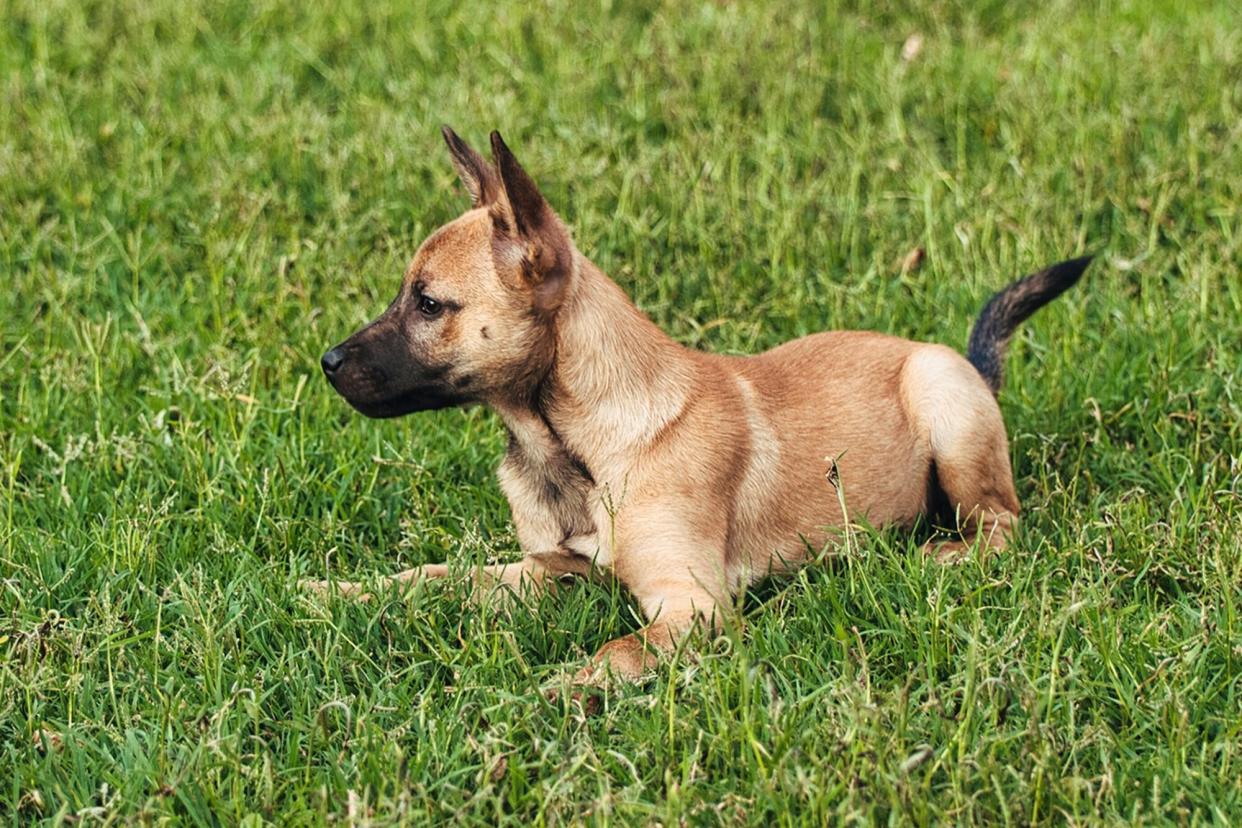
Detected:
left=489, top=130, right=572, bottom=313
left=441, top=126, right=500, bottom=207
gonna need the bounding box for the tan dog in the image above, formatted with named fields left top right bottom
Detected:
left=311, top=127, right=1091, bottom=683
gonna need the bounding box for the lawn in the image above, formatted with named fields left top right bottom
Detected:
left=2, top=0, right=1240, bottom=823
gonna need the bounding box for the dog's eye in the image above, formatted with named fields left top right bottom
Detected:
left=417, top=295, right=443, bottom=318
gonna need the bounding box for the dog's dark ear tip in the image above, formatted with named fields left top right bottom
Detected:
left=490, top=130, right=509, bottom=158
left=442, top=125, right=464, bottom=148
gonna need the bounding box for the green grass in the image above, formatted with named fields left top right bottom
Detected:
left=2, top=0, right=1240, bottom=823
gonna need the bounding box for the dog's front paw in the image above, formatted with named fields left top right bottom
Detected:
left=547, top=636, right=655, bottom=707
left=541, top=651, right=627, bottom=715
left=298, top=577, right=371, bottom=601
left=543, top=664, right=607, bottom=716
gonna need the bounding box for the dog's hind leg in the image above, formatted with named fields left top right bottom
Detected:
left=903, top=346, right=1021, bottom=562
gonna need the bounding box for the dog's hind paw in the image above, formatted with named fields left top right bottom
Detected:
left=920, top=539, right=971, bottom=565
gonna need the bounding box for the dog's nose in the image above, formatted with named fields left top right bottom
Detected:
left=321, top=347, right=346, bottom=376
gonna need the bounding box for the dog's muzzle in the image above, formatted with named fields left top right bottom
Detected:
left=319, top=340, right=467, bottom=418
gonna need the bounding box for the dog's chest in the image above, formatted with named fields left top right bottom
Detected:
left=496, top=416, right=608, bottom=570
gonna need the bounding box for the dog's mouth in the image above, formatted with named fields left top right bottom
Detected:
left=324, top=364, right=468, bottom=418
left=336, top=384, right=467, bottom=418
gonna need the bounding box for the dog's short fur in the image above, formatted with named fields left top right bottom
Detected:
left=311, top=128, right=1091, bottom=683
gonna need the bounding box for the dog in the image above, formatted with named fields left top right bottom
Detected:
left=309, top=127, right=1091, bottom=684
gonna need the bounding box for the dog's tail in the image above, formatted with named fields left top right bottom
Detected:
left=966, top=255, right=1094, bottom=395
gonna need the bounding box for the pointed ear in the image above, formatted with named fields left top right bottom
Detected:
left=489, top=130, right=554, bottom=238
left=441, top=126, right=499, bottom=207
left=489, top=130, right=573, bottom=313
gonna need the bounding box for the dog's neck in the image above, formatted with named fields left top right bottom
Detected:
left=495, top=251, right=695, bottom=471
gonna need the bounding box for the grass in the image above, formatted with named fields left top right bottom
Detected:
left=2, top=0, right=1240, bottom=823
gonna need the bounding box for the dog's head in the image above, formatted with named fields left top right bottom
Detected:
left=322, top=129, right=574, bottom=418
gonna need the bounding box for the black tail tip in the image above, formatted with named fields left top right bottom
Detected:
left=965, top=252, right=1097, bottom=396
left=1049, top=253, right=1096, bottom=286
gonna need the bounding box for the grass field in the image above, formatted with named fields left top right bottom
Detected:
left=3, top=0, right=1241, bottom=823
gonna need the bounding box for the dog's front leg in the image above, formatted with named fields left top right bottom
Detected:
left=572, top=524, right=728, bottom=686
left=301, top=557, right=551, bottom=602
